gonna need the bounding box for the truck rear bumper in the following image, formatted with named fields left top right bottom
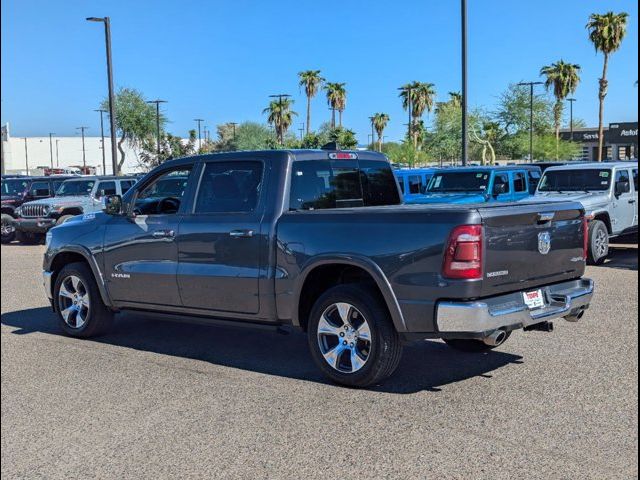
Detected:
left=13, top=217, right=57, bottom=233
left=436, top=278, right=594, bottom=334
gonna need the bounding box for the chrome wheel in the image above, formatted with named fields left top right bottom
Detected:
left=317, top=302, right=372, bottom=373
left=595, top=229, right=608, bottom=258
left=1, top=220, right=15, bottom=237
left=57, top=275, right=90, bottom=329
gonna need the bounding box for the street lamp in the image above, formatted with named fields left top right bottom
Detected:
left=517, top=81, right=544, bottom=162
left=269, top=94, right=291, bottom=144
left=76, top=127, right=89, bottom=170
left=86, top=16, right=118, bottom=175
left=48, top=133, right=55, bottom=168
left=94, top=109, right=107, bottom=174
left=567, top=98, right=577, bottom=141
left=23, top=138, right=29, bottom=175
left=194, top=118, right=204, bottom=152
left=146, top=99, right=167, bottom=156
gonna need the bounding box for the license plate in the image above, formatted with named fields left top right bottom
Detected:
left=523, top=289, right=545, bottom=310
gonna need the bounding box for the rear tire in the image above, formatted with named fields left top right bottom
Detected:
left=1, top=214, right=16, bottom=244
left=53, top=262, right=114, bottom=338
left=587, top=220, right=609, bottom=265
left=444, top=331, right=512, bottom=353
left=307, top=285, right=402, bottom=388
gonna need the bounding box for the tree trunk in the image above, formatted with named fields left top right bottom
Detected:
left=306, top=96, right=311, bottom=136
left=377, top=131, right=383, bottom=152
left=597, top=53, right=609, bottom=162
left=554, top=100, right=562, bottom=160
left=331, top=109, right=336, bottom=129
left=117, top=133, right=127, bottom=176
left=338, top=110, right=343, bottom=128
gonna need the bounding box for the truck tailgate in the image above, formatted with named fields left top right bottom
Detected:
left=478, top=201, right=586, bottom=297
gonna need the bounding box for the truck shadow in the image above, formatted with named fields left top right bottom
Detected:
left=1, top=307, right=523, bottom=394
left=603, top=245, right=638, bottom=271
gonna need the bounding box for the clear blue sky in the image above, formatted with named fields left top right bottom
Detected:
left=1, top=0, right=638, bottom=143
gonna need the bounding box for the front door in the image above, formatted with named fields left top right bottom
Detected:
left=492, top=172, right=512, bottom=202
left=101, top=165, right=195, bottom=306
left=612, top=168, right=636, bottom=234
left=177, top=160, right=266, bottom=315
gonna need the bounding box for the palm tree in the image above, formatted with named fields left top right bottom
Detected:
left=448, top=91, right=462, bottom=107
left=298, top=70, right=324, bottom=135
left=587, top=11, right=629, bottom=161
left=263, top=98, right=297, bottom=144
left=540, top=60, right=581, bottom=159
left=372, top=113, right=390, bottom=151
left=325, top=82, right=347, bottom=128
left=399, top=81, right=436, bottom=148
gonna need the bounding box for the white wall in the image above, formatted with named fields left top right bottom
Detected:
left=2, top=133, right=144, bottom=175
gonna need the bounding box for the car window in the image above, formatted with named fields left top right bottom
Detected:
left=538, top=169, right=612, bottom=192
left=135, top=168, right=193, bottom=215
left=120, top=180, right=135, bottom=194
left=427, top=171, right=490, bottom=193
left=95, top=181, right=116, bottom=198
left=494, top=173, right=510, bottom=193
left=290, top=159, right=400, bottom=210
left=408, top=175, right=422, bottom=194
left=528, top=170, right=542, bottom=193
left=56, top=180, right=96, bottom=196
left=29, top=181, right=51, bottom=196
left=633, top=169, right=638, bottom=192
left=1, top=179, right=29, bottom=195
left=195, top=162, right=263, bottom=214
left=514, top=172, right=527, bottom=192
left=615, top=169, right=630, bottom=183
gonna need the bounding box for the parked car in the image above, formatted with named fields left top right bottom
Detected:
left=12, top=175, right=136, bottom=244
left=405, top=165, right=542, bottom=205
left=532, top=162, right=638, bottom=264
left=394, top=168, right=436, bottom=202
left=1, top=175, right=77, bottom=243
left=43, top=149, right=593, bottom=387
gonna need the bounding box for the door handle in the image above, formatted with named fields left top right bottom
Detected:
left=152, top=229, right=175, bottom=238
left=229, top=229, right=254, bottom=238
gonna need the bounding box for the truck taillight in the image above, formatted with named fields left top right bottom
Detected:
left=443, top=225, right=483, bottom=280
left=582, top=216, right=589, bottom=260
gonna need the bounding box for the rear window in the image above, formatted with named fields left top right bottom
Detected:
left=538, top=169, right=612, bottom=192
left=427, top=171, right=490, bottom=193
left=290, top=160, right=400, bottom=210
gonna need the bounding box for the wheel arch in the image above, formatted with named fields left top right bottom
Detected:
left=292, top=255, right=406, bottom=333
left=592, top=211, right=612, bottom=234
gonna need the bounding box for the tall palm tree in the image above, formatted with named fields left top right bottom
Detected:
left=587, top=11, right=629, bottom=161
left=448, top=91, right=462, bottom=107
left=372, top=113, right=390, bottom=151
left=263, top=98, right=297, bottom=144
left=399, top=81, right=436, bottom=148
left=325, top=82, right=347, bottom=128
left=298, top=70, right=324, bottom=135
left=540, top=60, right=581, bottom=159
left=398, top=83, right=414, bottom=140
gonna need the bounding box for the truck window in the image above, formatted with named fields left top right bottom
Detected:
left=96, top=181, right=116, bottom=198
left=494, top=173, right=510, bottom=193
left=290, top=160, right=400, bottom=210
left=120, top=180, right=135, bottom=194
left=633, top=169, right=638, bottom=192
left=195, top=162, right=263, bottom=214
left=426, top=171, right=490, bottom=193
left=29, top=181, right=51, bottom=196
left=528, top=170, right=541, bottom=193
left=408, top=175, right=422, bottom=194
left=514, top=172, right=527, bottom=192
left=538, top=169, right=612, bottom=192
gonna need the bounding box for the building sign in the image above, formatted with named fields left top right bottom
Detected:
left=607, top=122, right=638, bottom=144
left=561, top=130, right=600, bottom=142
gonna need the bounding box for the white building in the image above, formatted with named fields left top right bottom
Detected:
left=1, top=123, right=144, bottom=176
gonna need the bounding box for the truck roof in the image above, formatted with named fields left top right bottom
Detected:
left=62, top=175, right=137, bottom=181
left=543, top=161, right=638, bottom=172
left=430, top=165, right=541, bottom=173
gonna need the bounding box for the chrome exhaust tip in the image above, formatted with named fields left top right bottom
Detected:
left=483, top=329, right=507, bottom=347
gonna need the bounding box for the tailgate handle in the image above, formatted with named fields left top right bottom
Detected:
left=537, top=212, right=555, bottom=224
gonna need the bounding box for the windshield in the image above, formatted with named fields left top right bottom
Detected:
left=426, top=171, right=490, bottom=193
left=1, top=179, right=29, bottom=196
left=538, top=169, right=612, bottom=192
left=56, top=180, right=96, bottom=196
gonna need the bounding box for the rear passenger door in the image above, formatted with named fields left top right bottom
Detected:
left=612, top=168, right=636, bottom=233
left=176, top=160, right=267, bottom=315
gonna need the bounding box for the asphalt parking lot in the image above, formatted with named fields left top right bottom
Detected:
left=1, top=243, right=638, bottom=479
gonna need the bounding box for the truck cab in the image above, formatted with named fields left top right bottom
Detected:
left=404, top=166, right=541, bottom=205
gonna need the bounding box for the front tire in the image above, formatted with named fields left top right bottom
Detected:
left=1, top=214, right=16, bottom=244
left=587, top=220, right=609, bottom=265
left=307, top=285, right=402, bottom=388
left=54, top=262, right=114, bottom=338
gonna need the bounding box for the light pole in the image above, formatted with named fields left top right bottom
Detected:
left=269, top=94, right=291, bottom=144
left=23, top=138, right=29, bottom=175
left=461, top=0, right=468, bottom=166
left=298, top=123, right=305, bottom=140
left=146, top=99, right=167, bottom=156
left=518, top=81, right=544, bottom=162
left=76, top=127, right=89, bottom=170
left=86, top=16, right=118, bottom=176
left=55, top=139, right=60, bottom=167
left=48, top=133, right=55, bottom=168
left=567, top=98, right=577, bottom=141
left=194, top=118, right=204, bottom=152
left=229, top=122, right=238, bottom=140
left=94, top=109, right=107, bottom=174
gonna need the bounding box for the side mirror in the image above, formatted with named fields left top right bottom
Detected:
left=615, top=181, right=630, bottom=196
left=493, top=183, right=508, bottom=196
left=102, top=194, right=123, bottom=215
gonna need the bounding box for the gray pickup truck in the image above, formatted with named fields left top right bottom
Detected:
left=534, top=162, right=638, bottom=264
left=43, top=149, right=594, bottom=387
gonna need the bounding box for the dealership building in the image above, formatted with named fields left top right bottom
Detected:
left=560, top=121, right=638, bottom=161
